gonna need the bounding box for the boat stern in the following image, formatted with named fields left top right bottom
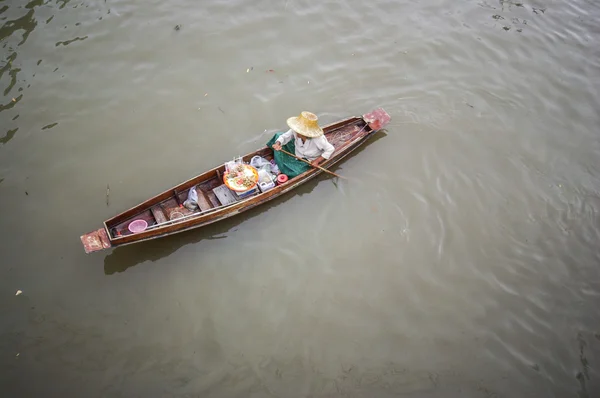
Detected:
left=363, top=108, right=391, bottom=131
left=80, top=227, right=112, bottom=253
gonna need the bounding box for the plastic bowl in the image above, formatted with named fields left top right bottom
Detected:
left=170, top=211, right=184, bottom=220
left=128, top=219, right=148, bottom=233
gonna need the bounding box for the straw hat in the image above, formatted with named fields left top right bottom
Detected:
left=286, top=111, right=324, bottom=138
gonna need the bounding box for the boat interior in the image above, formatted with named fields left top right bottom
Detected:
left=106, top=117, right=369, bottom=239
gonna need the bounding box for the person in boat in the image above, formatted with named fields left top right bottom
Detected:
left=271, top=111, right=335, bottom=168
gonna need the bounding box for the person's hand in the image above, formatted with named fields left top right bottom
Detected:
left=311, top=157, right=322, bottom=167
left=272, top=142, right=282, bottom=151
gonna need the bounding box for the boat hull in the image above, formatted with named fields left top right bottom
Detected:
left=80, top=108, right=390, bottom=253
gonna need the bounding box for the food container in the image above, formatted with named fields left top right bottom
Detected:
left=257, top=169, right=276, bottom=192
left=258, top=179, right=275, bottom=193
left=235, top=186, right=259, bottom=198
left=276, top=174, right=288, bottom=185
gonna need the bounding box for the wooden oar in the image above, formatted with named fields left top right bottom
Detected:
left=278, top=148, right=346, bottom=179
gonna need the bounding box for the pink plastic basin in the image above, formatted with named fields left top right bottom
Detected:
left=128, top=219, right=148, bottom=233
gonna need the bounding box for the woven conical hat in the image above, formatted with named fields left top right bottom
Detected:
left=286, top=111, right=324, bottom=138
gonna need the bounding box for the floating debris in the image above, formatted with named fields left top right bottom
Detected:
left=174, top=24, right=181, bottom=31
left=0, top=128, right=18, bottom=145
left=204, top=93, right=208, bottom=97
left=15, top=290, right=22, bottom=296
left=55, top=36, right=89, bottom=47
left=42, top=122, right=58, bottom=130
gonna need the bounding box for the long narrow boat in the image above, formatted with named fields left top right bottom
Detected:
left=80, top=108, right=391, bottom=253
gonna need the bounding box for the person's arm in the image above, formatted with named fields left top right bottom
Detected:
left=273, top=129, right=294, bottom=150
left=312, top=136, right=335, bottom=165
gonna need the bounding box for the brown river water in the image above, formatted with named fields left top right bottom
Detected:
left=1, top=0, right=600, bottom=397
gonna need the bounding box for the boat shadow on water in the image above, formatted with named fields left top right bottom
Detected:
left=103, top=130, right=388, bottom=275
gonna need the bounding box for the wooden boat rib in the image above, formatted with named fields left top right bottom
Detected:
left=80, top=108, right=391, bottom=253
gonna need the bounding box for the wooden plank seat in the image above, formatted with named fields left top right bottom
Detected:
left=150, top=205, right=168, bottom=224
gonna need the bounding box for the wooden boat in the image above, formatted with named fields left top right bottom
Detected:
left=80, top=108, right=391, bottom=253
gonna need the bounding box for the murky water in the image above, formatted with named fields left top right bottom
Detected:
left=1, top=0, right=600, bottom=396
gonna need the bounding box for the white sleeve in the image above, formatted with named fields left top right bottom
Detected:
left=315, top=136, right=335, bottom=159
left=276, top=129, right=294, bottom=145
